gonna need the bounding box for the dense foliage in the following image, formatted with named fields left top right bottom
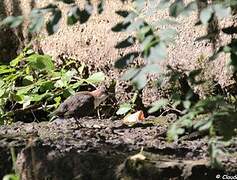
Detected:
left=0, top=47, right=105, bottom=123
left=1, top=0, right=237, bottom=169
left=111, top=0, right=237, bottom=168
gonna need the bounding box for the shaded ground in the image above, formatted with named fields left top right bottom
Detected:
left=0, top=117, right=236, bottom=179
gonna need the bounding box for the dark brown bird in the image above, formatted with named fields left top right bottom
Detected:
left=52, top=86, right=108, bottom=119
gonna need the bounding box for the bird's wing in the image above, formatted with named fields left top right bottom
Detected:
left=64, top=93, right=95, bottom=116
left=51, top=100, right=68, bottom=116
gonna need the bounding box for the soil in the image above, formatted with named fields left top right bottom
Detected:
left=0, top=116, right=236, bottom=180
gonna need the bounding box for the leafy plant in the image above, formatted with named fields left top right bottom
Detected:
left=0, top=47, right=105, bottom=123
left=116, top=90, right=139, bottom=115
left=113, top=0, right=237, bottom=168
left=112, top=1, right=180, bottom=90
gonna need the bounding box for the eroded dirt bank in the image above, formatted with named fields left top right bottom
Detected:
left=0, top=117, right=236, bottom=180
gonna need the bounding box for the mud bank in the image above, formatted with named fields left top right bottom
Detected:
left=0, top=117, right=236, bottom=179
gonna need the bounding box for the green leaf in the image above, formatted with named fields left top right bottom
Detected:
left=16, top=85, right=35, bottom=95
left=0, top=89, right=5, bottom=97
left=0, top=65, right=16, bottom=75
left=181, top=1, right=197, bottom=16
left=183, top=100, right=191, bottom=109
left=199, top=120, right=212, bottom=131
left=121, top=68, right=140, bottom=81
left=55, top=79, right=66, bottom=88
left=63, top=69, right=77, bottom=83
left=148, top=98, right=169, bottom=113
left=159, top=28, right=177, bottom=43
left=25, top=49, right=35, bottom=55
left=114, top=52, right=139, bottom=69
left=147, top=42, right=167, bottom=62
left=0, top=80, right=5, bottom=97
left=116, top=103, right=132, bottom=115
left=29, top=10, right=45, bottom=32
left=27, top=54, right=54, bottom=71
left=70, top=80, right=83, bottom=89
left=86, top=72, right=105, bottom=84
left=67, top=5, right=80, bottom=25
left=213, top=4, right=231, bottom=19
left=31, top=93, right=51, bottom=102
left=176, top=127, right=185, bottom=135
left=63, top=88, right=75, bottom=98
left=3, top=174, right=19, bottom=180
left=46, top=8, right=62, bottom=35
left=21, top=95, right=31, bottom=109
left=97, top=0, right=105, bottom=14
left=167, top=124, right=184, bottom=141
left=229, top=0, right=237, bottom=6
left=14, top=94, right=24, bottom=104
left=78, top=62, right=86, bottom=74
left=63, top=59, right=76, bottom=68
left=179, top=112, right=196, bottom=127
left=39, top=81, right=54, bottom=92
left=123, top=12, right=137, bottom=24
left=169, top=0, right=185, bottom=17
left=50, top=71, right=61, bottom=78
left=141, top=35, right=154, bottom=52
left=54, top=96, right=61, bottom=108
left=134, top=0, right=145, bottom=11
left=200, top=7, right=213, bottom=25
left=3, top=73, right=19, bottom=81
left=145, top=0, right=160, bottom=16
left=10, top=53, right=24, bottom=67
left=132, top=71, right=147, bottom=90
left=158, top=0, right=170, bottom=9
left=126, top=20, right=144, bottom=32
left=214, top=111, right=237, bottom=140
left=194, top=117, right=208, bottom=129
left=67, top=87, right=75, bottom=95
left=137, top=26, right=152, bottom=42
left=208, top=139, right=224, bottom=168
left=1, top=16, right=23, bottom=28
left=22, top=75, right=34, bottom=86
left=0, top=80, right=4, bottom=87
left=142, top=64, right=160, bottom=74
left=155, top=18, right=178, bottom=26
left=85, top=2, right=93, bottom=14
